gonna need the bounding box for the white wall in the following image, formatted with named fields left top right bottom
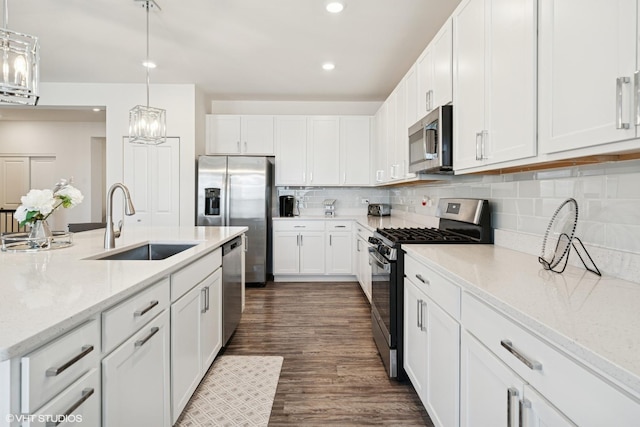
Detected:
left=39, top=83, right=198, bottom=226
left=211, top=100, right=382, bottom=115
left=0, top=121, right=105, bottom=230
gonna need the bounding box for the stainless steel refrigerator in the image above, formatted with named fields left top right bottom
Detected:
left=196, top=155, right=273, bottom=285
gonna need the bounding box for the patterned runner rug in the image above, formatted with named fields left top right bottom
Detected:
left=176, top=355, right=284, bottom=427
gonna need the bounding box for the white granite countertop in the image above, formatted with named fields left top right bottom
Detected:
left=0, top=225, right=247, bottom=361
left=403, top=244, right=640, bottom=397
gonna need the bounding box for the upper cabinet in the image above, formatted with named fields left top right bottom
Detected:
left=453, top=0, right=537, bottom=172
left=206, top=115, right=275, bottom=155
left=417, top=18, right=453, bottom=116
left=275, top=115, right=372, bottom=187
left=538, top=0, right=638, bottom=154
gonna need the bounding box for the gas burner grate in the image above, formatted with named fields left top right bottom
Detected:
left=377, top=227, right=475, bottom=244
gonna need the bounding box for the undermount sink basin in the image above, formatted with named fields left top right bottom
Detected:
left=91, top=243, right=197, bottom=261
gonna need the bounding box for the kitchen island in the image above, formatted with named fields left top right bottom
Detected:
left=0, top=225, right=246, bottom=427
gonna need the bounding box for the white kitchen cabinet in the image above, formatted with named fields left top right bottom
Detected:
left=339, top=116, right=371, bottom=186
left=123, top=137, right=180, bottom=227
left=417, top=18, right=453, bottom=115
left=0, top=157, right=29, bottom=210
left=326, top=221, right=352, bottom=275
left=354, top=225, right=372, bottom=303
left=453, top=0, right=537, bottom=171
left=405, top=64, right=419, bottom=128
left=171, top=267, right=222, bottom=424
left=275, top=116, right=307, bottom=186
left=206, top=115, right=275, bottom=155
left=538, top=0, right=638, bottom=154
left=102, top=310, right=171, bottom=427
left=273, top=220, right=325, bottom=275
left=307, top=117, right=340, bottom=186
left=374, top=103, right=388, bottom=183
left=404, top=255, right=460, bottom=427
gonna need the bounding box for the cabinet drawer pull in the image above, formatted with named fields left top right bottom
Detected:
left=46, top=345, right=94, bottom=377
left=201, top=288, right=207, bottom=313
left=520, top=398, right=531, bottom=427
left=135, top=327, right=160, bottom=348
left=416, top=299, right=421, bottom=329
left=507, top=387, right=519, bottom=427
left=205, top=286, right=210, bottom=312
left=500, top=340, right=542, bottom=370
left=45, top=387, right=95, bottom=427
left=420, top=301, right=427, bottom=332
left=329, top=235, right=332, bottom=246
left=415, top=274, right=429, bottom=285
left=335, top=225, right=346, bottom=228
left=294, top=225, right=306, bottom=228
left=134, top=300, right=159, bottom=317
left=616, top=76, right=631, bottom=129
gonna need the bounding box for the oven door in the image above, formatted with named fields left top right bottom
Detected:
left=369, top=248, right=392, bottom=345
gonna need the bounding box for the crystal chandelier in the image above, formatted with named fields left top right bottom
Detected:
left=129, top=0, right=166, bottom=145
left=0, top=0, right=39, bottom=105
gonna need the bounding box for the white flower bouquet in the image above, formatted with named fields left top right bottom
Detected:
left=14, top=179, right=84, bottom=227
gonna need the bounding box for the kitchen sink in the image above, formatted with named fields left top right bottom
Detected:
left=90, top=243, right=198, bottom=261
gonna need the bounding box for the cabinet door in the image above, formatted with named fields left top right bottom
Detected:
left=453, top=0, right=487, bottom=170
left=485, top=0, right=537, bottom=164
left=403, top=279, right=429, bottom=401
left=405, top=65, right=419, bottom=127
left=417, top=45, right=434, bottom=116
left=200, top=268, right=222, bottom=372
left=206, top=115, right=242, bottom=154
left=374, top=104, right=388, bottom=183
left=432, top=19, right=453, bottom=110
left=386, top=91, right=398, bottom=180
left=539, top=0, right=637, bottom=153
left=275, top=116, right=307, bottom=186
left=0, top=157, right=29, bottom=210
left=359, top=238, right=372, bottom=303
left=307, top=117, right=340, bottom=185
left=340, top=117, right=371, bottom=186
left=102, top=311, right=171, bottom=427
left=326, top=232, right=352, bottom=274
left=299, top=231, right=325, bottom=274
left=242, top=116, right=275, bottom=155
left=522, top=385, right=576, bottom=427
left=425, top=298, right=460, bottom=427
left=273, top=231, right=300, bottom=274
left=170, top=286, right=202, bottom=423
left=460, top=330, right=524, bottom=427
left=395, top=79, right=408, bottom=179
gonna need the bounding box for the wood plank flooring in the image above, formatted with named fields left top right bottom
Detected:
left=222, top=281, right=434, bottom=426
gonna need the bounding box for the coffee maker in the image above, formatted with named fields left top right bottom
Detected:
left=279, top=195, right=295, bottom=217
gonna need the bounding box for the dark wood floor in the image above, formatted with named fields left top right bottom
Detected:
left=223, top=281, right=434, bottom=426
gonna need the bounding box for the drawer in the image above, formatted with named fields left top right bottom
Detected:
left=26, top=369, right=101, bottom=426
left=462, top=292, right=640, bottom=426
left=325, top=220, right=352, bottom=231
left=21, top=319, right=100, bottom=413
left=102, top=277, right=170, bottom=354
left=272, top=220, right=325, bottom=232
left=171, top=248, right=222, bottom=302
left=356, top=224, right=373, bottom=240
left=404, top=253, right=461, bottom=320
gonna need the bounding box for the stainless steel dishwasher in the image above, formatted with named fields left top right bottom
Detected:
left=222, top=236, right=243, bottom=346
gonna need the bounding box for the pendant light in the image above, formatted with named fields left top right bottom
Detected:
left=0, top=0, right=39, bottom=105
left=129, top=0, right=166, bottom=145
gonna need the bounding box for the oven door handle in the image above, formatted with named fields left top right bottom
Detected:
left=368, top=249, right=391, bottom=273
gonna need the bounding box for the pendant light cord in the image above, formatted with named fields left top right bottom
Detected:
left=145, top=0, right=150, bottom=108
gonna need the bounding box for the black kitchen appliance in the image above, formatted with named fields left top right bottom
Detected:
left=279, top=195, right=295, bottom=217
left=368, top=198, right=492, bottom=379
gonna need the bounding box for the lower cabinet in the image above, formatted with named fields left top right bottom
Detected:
left=171, top=268, right=222, bottom=424
left=354, top=228, right=372, bottom=302
left=460, top=329, right=572, bottom=427
left=325, top=221, right=352, bottom=275
left=273, top=220, right=325, bottom=275
left=404, top=278, right=460, bottom=427
left=102, top=310, right=171, bottom=427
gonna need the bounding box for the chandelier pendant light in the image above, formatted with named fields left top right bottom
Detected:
left=129, top=0, right=166, bottom=145
left=0, top=0, right=39, bottom=105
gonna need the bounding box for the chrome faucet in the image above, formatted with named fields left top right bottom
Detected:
left=104, top=183, right=136, bottom=249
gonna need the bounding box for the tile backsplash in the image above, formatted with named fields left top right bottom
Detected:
left=278, top=159, right=640, bottom=282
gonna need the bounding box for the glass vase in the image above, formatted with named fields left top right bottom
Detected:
left=28, top=220, right=53, bottom=249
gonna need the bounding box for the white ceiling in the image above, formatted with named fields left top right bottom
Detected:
left=8, top=0, right=461, bottom=102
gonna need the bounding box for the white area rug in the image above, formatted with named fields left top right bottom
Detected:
left=176, top=356, right=283, bottom=427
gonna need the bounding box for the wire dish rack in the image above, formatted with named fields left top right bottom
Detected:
left=1, top=231, right=73, bottom=252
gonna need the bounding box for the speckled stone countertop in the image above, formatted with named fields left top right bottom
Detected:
left=0, top=226, right=247, bottom=361
left=403, top=244, right=640, bottom=397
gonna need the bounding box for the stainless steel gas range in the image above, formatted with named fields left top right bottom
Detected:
left=367, top=198, right=493, bottom=379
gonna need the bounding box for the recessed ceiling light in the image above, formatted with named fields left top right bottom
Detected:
left=142, top=61, right=157, bottom=69
left=325, top=1, right=345, bottom=13
left=322, top=62, right=336, bottom=71
left=92, top=108, right=101, bottom=112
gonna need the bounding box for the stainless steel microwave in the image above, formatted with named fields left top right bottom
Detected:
left=408, top=105, right=453, bottom=174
